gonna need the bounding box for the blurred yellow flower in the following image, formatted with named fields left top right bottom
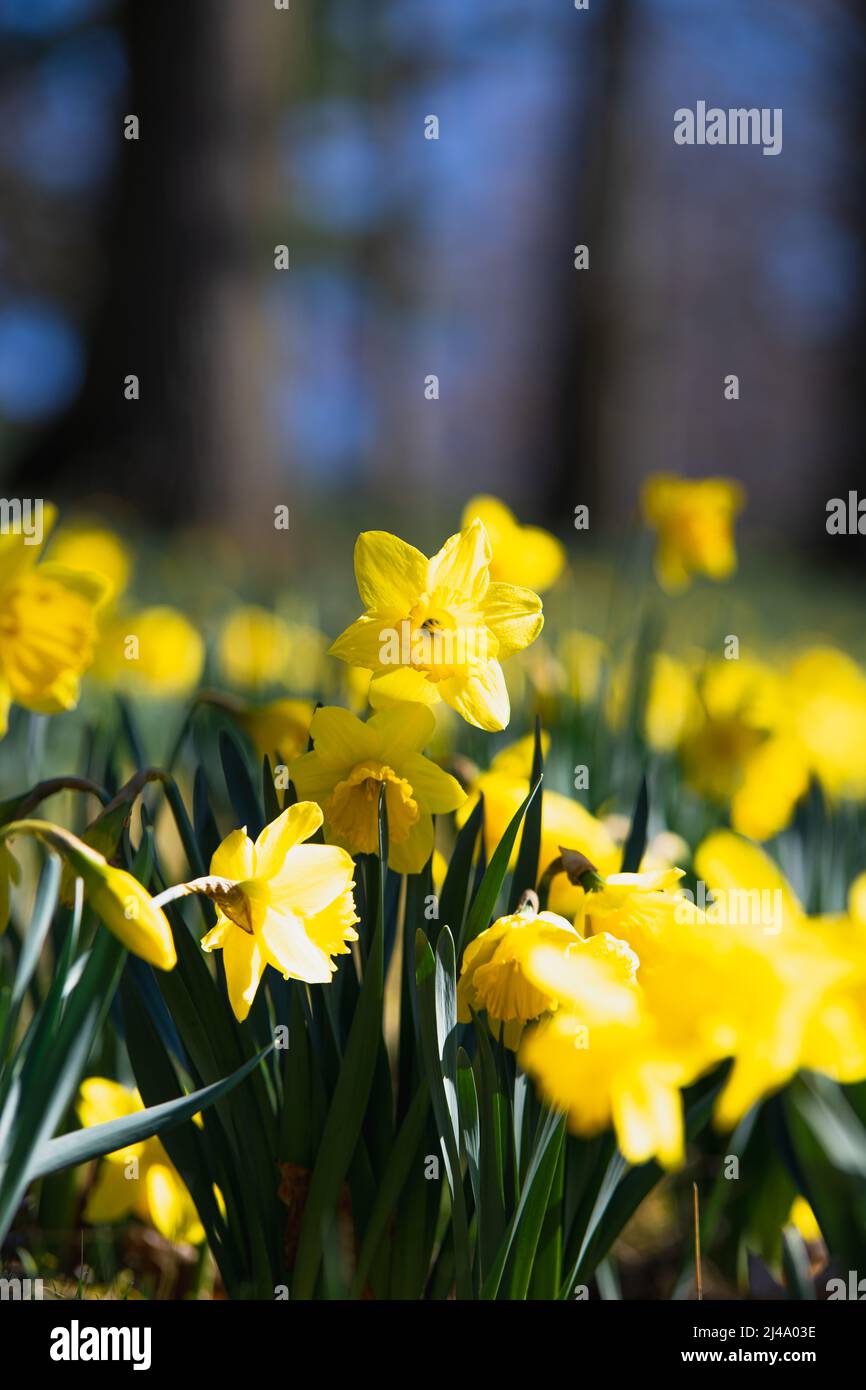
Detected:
left=787, top=647, right=866, bottom=800
left=329, top=520, right=544, bottom=731
left=679, top=657, right=797, bottom=833
left=0, top=503, right=108, bottom=736
left=691, top=831, right=866, bottom=1127
left=520, top=941, right=691, bottom=1168
left=641, top=473, right=744, bottom=593
left=729, top=732, right=809, bottom=842
left=217, top=609, right=328, bottom=695
left=77, top=1078, right=205, bottom=1245
left=48, top=522, right=132, bottom=601
left=607, top=651, right=700, bottom=752
left=461, top=496, right=565, bottom=592
left=291, top=704, right=465, bottom=874
left=237, top=698, right=314, bottom=762
left=94, top=606, right=205, bottom=698
left=199, top=803, right=359, bottom=1021
left=217, top=605, right=292, bottom=691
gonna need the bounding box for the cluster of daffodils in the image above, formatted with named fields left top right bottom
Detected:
left=555, top=636, right=866, bottom=843
left=460, top=838, right=866, bottom=1168
left=10, top=485, right=866, bottom=1270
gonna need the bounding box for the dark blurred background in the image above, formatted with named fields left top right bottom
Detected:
left=0, top=0, right=863, bottom=560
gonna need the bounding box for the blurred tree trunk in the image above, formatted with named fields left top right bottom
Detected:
left=13, top=0, right=281, bottom=532
left=547, top=0, right=635, bottom=527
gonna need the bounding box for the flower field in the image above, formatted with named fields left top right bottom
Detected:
left=1, top=485, right=865, bottom=1305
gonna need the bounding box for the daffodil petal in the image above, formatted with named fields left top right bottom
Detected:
left=400, top=751, right=466, bottom=813
left=264, top=843, right=356, bottom=916
left=259, top=908, right=333, bottom=983
left=308, top=705, right=379, bottom=768
left=482, top=582, right=544, bottom=659
left=353, top=531, right=429, bottom=613
left=427, top=518, right=491, bottom=601
left=369, top=667, right=440, bottom=708
left=439, top=661, right=510, bottom=732
left=222, top=925, right=267, bottom=1022
left=389, top=813, right=435, bottom=875
left=253, top=801, right=323, bottom=878
left=210, top=827, right=255, bottom=882
left=366, top=703, right=436, bottom=758
left=329, top=615, right=388, bottom=669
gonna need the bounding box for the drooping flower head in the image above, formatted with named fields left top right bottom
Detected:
left=198, top=803, right=359, bottom=1021
left=329, top=519, right=544, bottom=731
left=641, top=473, right=744, bottom=593
left=291, top=704, right=464, bottom=874
left=458, top=896, right=637, bottom=1049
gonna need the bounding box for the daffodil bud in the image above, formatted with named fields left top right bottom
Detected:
left=0, top=819, right=175, bottom=970
left=82, top=862, right=176, bottom=971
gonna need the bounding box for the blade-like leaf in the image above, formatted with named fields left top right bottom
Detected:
left=28, top=1045, right=272, bottom=1180
left=458, top=778, right=541, bottom=958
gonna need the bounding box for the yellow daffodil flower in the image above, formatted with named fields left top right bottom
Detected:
left=461, top=496, right=565, bottom=592
left=94, top=606, right=205, bottom=698
left=641, top=473, right=744, bottom=593
left=571, top=867, right=689, bottom=952
left=685, top=832, right=866, bottom=1126
left=329, top=520, right=544, bottom=731
left=458, top=903, right=579, bottom=1028
left=520, top=941, right=692, bottom=1168
left=0, top=503, right=109, bottom=736
left=77, top=1078, right=205, bottom=1245
left=291, top=704, right=465, bottom=875
left=194, top=803, right=359, bottom=1021
left=676, top=656, right=809, bottom=839
left=458, top=896, right=636, bottom=1050
left=217, top=609, right=328, bottom=694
